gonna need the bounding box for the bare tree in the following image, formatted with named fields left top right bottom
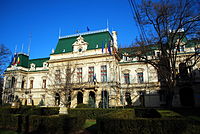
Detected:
left=0, top=44, right=11, bottom=76
left=0, top=44, right=11, bottom=105
left=46, top=63, right=76, bottom=107
left=128, top=0, right=200, bottom=106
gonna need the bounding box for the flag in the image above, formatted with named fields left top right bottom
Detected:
left=102, top=42, right=104, bottom=53
left=17, top=57, right=20, bottom=64
left=105, top=42, right=108, bottom=53
left=12, top=54, right=18, bottom=65
left=87, top=27, right=90, bottom=31
left=108, top=41, right=112, bottom=55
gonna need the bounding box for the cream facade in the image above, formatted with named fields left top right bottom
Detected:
left=2, top=29, right=200, bottom=107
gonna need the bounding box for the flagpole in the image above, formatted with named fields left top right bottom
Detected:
left=107, top=19, right=109, bottom=31
left=14, top=45, right=17, bottom=54
left=28, top=33, right=32, bottom=56
left=21, top=44, right=24, bottom=53
left=59, top=28, right=61, bottom=38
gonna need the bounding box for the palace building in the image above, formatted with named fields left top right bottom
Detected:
left=2, top=29, right=200, bottom=107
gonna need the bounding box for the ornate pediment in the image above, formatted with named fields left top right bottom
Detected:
left=72, top=35, right=88, bottom=52
left=122, top=69, right=131, bottom=74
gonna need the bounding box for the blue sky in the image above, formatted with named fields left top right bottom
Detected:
left=0, top=0, right=139, bottom=59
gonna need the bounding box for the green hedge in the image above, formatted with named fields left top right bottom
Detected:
left=97, top=109, right=200, bottom=134
left=28, top=115, right=85, bottom=134
left=97, top=117, right=196, bottom=134
left=75, top=104, right=90, bottom=108
left=135, top=108, right=161, bottom=118
left=0, top=106, right=60, bottom=115
left=0, top=106, right=32, bottom=114
left=26, top=107, right=60, bottom=115
left=0, top=114, right=85, bottom=134
left=0, top=114, right=22, bottom=132
left=68, top=108, right=124, bottom=119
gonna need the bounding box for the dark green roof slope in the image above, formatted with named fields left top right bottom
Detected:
left=119, top=44, right=158, bottom=57
left=185, top=39, right=199, bottom=48
left=8, top=53, right=29, bottom=68
left=8, top=54, right=49, bottom=68
left=18, top=54, right=29, bottom=68
left=54, top=30, right=113, bottom=54
left=29, top=57, right=50, bottom=67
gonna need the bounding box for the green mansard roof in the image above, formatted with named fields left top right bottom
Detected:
left=9, top=53, right=49, bottom=68
left=29, top=57, right=50, bottom=67
left=54, top=29, right=113, bottom=54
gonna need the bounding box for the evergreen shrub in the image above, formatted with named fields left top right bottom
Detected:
left=97, top=109, right=200, bottom=134
left=0, top=106, right=59, bottom=115
left=0, top=114, right=22, bottom=132
left=26, top=107, right=60, bottom=115
left=135, top=108, right=161, bottom=118
left=75, top=103, right=90, bottom=108
left=69, top=108, right=123, bottom=119
left=28, top=114, right=85, bottom=134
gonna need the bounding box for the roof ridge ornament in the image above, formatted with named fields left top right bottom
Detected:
left=73, top=35, right=88, bottom=46
left=59, top=29, right=109, bottom=39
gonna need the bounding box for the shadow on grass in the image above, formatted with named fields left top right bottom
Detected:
left=82, top=120, right=97, bottom=134
left=172, top=108, right=200, bottom=121
left=85, top=124, right=97, bottom=134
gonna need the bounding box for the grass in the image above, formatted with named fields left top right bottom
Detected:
left=157, top=110, right=182, bottom=117
left=83, top=119, right=97, bottom=134
left=83, top=119, right=96, bottom=129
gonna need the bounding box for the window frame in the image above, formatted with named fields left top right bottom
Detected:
left=101, top=65, right=107, bottom=82
left=88, top=66, right=94, bottom=82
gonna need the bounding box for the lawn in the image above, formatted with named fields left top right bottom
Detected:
left=83, top=119, right=96, bottom=129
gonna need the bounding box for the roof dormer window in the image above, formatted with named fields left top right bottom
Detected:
left=43, top=62, right=48, bottom=68
left=30, top=63, right=35, bottom=70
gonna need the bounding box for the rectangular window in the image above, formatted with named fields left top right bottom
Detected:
left=42, top=79, right=46, bottom=88
left=88, top=67, right=94, bottom=82
left=21, top=80, right=25, bottom=89
left=156, top=52, right=160, bottom=57
left=124, top=73, right=130, bottom=84
left=101, top=65, right=107, bottom=82
left=77, top=68, right=82, bottom=83
left=11, top=77, right=16, bottom=88
left=6, top=80, right=11, bottom=88
left=196, top=47, right=200, bottom=53
left=137, top=72, right=144, bottom=83
left=30, top=80, right=33, bottom=89
left=180, top=45, right=184, bottom=52
left=55, top=70, right=61, bottom=83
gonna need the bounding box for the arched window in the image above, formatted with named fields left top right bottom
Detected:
left=100, top=90, right=109, bottom=108
left=11, top=77, right=15, bottom=88
left=55, top=93, right=60, bottom=106
left=88, top=91, right=96, bottom=108
left=77, top=92, right=83, bottom=104
left=125, top=92, right=132, bottom=106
